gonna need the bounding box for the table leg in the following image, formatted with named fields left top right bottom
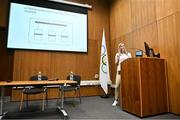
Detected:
left=61, top=87, right=64, bottom=108
left=57, top=84, right=68, bottom=119
left=0, top=87, right=4, bottom=119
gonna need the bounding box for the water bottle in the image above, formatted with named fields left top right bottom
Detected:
left=70, top=71, right=73, bottom=80
left=38, top=71, right=42, bottom=80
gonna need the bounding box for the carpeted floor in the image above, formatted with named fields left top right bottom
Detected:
left=2, top=96, right=180, bottom=119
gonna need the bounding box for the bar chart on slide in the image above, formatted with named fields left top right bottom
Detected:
left=28, top=18, right=73, bottom=46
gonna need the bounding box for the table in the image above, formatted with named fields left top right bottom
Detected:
left=0, top=80, right=76, bottom=119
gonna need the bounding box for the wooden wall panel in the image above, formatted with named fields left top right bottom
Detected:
left=176, top=13, right=180, bottom=57
left=0, top=29, right=8, bottom=81
left=13, top=50, right=52, bottom=81
left=110, top=0, right=132, bottom=39
left=157, top=13, right=180, bottom=114
left=131, top=0, right=156, bottom=30
left=109, top=0, right=132, bottom=83
left=0, top=0, right=9, bottom=27
left=0, top=28, right=13, bottom=96
left=50, top=52, right=77, bottom=80
left=131, top=23, right=159, bottom=54
left=155, top=0, right=177, bottom=20
left=177, top=0, right=180, bottom=12
left=50, top=40, right=99, bottom=80
left=157, top=15, right=177, bottom=58
left=109, top=39, right=117, bottom=83
left=167, top=57, right=180, bottom=114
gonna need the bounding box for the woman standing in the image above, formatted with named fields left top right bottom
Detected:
left=112, top=43, right=132, bottom=106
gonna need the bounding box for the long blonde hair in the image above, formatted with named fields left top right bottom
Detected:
left=118, top=43, right=128, bottom=55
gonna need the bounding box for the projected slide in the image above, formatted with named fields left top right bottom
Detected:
left=29, top=18, right=73, bottom=46
left=7, top=2, right=87, bottom=52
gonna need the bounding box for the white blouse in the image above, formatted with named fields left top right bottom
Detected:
left=115, top=52, right=132, bottom=72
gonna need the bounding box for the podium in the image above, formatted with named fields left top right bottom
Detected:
left=121, top=58, right=169, bottom=117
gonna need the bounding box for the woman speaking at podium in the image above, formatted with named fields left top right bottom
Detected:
left=112, top=43, right=132, bottom=106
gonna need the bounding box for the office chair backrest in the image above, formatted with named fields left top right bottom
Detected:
left=30, top=75, right=48, bottom=81
left=67, top=74, right=81, bottom=86
left=30, top=75, right=48, bottom=88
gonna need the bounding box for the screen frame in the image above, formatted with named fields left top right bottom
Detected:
left=7, top=0, right=88, bottom=53
left=144, top=42, right=156, bottom=57
left=144, top=42, right=151, bottom=57
left=136, top=50, right=143, bottom=57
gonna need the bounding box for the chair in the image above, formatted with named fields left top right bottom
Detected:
left=59, top=74, right=81, bottom=104
left=19, top=75, right=48, bottom=111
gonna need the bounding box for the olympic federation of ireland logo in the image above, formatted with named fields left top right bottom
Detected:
left=101, top=45, right=107, bottom=74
